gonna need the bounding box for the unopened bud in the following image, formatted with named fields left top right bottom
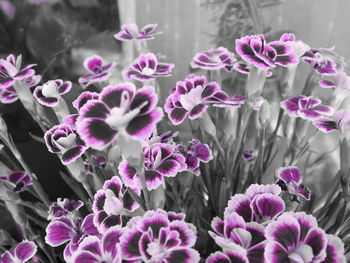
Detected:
left=259, top=100, right=270, bottom=127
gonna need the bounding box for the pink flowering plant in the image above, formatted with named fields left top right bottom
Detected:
left=0, top=4, right=350, bottom=263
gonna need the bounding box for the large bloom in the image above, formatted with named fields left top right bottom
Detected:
left=0, top=54, right=36, bottom=88
left=1, top=240, right=37, bottom=263
left=76, top=84, right=163, bottom=150
left=235, top=34, right=298, bottom=70
left=275, top=166, right=311, bottom=201
left=191, top=47, right=236, bottom=71
left=164, top=74, right=244, bottom=125
left=120, top=209, right=200, bottom=263
left=78, top=55, right=116, bottom=88
left=33, top=79, right=72, bottom=107
left=313, top=109, right=350, bottom=133
left=224, top=184, right=285, bottom=224
left=264, top=212, right=327, bottom=263
left=48, top=198, right=83, bottom=220
left=114, top=23, right=161, bottom=41
left=0, top=171, right=32, bottom=192
left=119, top=142, right=187, bottom=191
left=209, top=212, right=266, bottom=263
left=44, top=124, right=87, bottom=165
left=122, top=53, right=174, bottom=82
left=280, top=95, right=333, bottom=120
left=93, top=176, right=140, bottom=233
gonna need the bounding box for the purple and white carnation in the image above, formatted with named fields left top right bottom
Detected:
left=114, top=23, right=161, bottom=41
left=191, top=47, right=236, bottom=72
left=224, top=184, right=285, bottom=223
left=78, top=55, right=116, bottom=88
left=48, top=198, right=83, bottom=220
left=321, top=234, right=346, bottom=263
left=93, top=176, right=140, bottom=233
left=319, top=71, right=350, bottom=94
left=119, top=142, right=187, bottom=191
left=76, top=84, right=163, bottom=150
left=275, top=166, right=311, bottom=201
left=33, top=79, right=72, bottom=107
left=209, top=212, right=266, bottom=263
left=313, top=109, right=350, bottom=133
left=44, top=124, right=87, bottom=165
left=120, top=209, right=200, bottom=263
left=1, top=240, right=37, bottom=263
left=242, top=148, right=258, bottom=163
left=281, top=95, right=333, bottom=120
left=0, top=171, right=32, bottom=192
left=280, top=33, right=310, bottom=58
left=122, top=53, right=174, bottom=82
left=206, top=248, right=249, bottom=263
left=164, top=74, right=244, bottom=125
left=176, top=139, right=213, bottom=175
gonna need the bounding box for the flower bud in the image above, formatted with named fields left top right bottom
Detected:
left=259, top=100, right=271, bottom=127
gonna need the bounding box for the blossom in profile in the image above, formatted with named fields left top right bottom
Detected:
left=313, top=109, right=350, bottom=133
left=265, top=212, right=327, bottom=263
left=280, top=33, right=310, bottom=58
left=176, top=139, right=212, bottom=175
left=0, top=54, right=36, bottom=88
left=275, top=166, right=311, bottom=201
left=242, top=148, right=258, bottom=163
left=280, top=95, right=333, bottom=120
left=78, top=55, right=116, bottom=88
left=114, top=23, right=161, bottom=41
left=191, top=47, right=236, bottom=72
left=93, top=176, right=140, bottom=233
left=44, top=124, right=87, bottom=164
left=303, top=47, right=346, bottom=75
left=48, top=198, right=83, bottom=220
left=1, top=240, right=37, bottom=263
left=0, top=171, right=32, bottom=192
left=224, top=184, right=285, bottom=223
left=209, top=212, right=265, bottom=263
left=33, top=79, right=72, bottom=107
left=119, top=142, right=186, bottom=191
left=76, top=84, right=163, bottom=150
left=235, top=34, right=298, bottom=70
left=71, top=227, right=123, bottom=263
left=321, top=234, right=346, bottom=263
left=319, top=71, right=350, bottom=94
left=122, top=53, right=174, bottom=82
left=120, top=209, right=200, bottom=263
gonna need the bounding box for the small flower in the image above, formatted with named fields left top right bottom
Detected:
left=92, top=176, right=140, bottom=233
left=176, top=139, right=212, bottom=175
left=78, top=55, right=116, bottom=88
left=114, top=23, right=161, bottom=41
left=265, top=212, right=327, bottom=263
left=48, top=198, right=83, bottom=220
left=1, top=240, right=37, bottom=263
left=119, top=143, right=186, bottom=191
left=44, top=124, right=87, bottom=165
left=319, top=71, right=350, bottom=94
left=0, top=0, right=15, bottom=19
left=313, top=109, right=350, bottom=133
left=0, top=54, right=36, bottom=88
left=191, top=47, right=236, bottom=72
left=120, top=209, right=200, bottom=263
left=321, top=234, right=346, bottom=263
left=224, top=184, right=285, bottom=223
left=76, top=84, right=163, bottom=150
left=0, top=171, right=32, bottom=192
left=0, top=86, right=18, bottom=104
left=242, top=148, right=258, bottom=163
left=206, top=248, right=249, bottom=263
left=275, top=166, right=311, bottom=201
left=148, top=131, right=179, bottom=145
left=33, top=79, right=72, bottom=107
left=71, top=227, right=123, bottom=263
left=122, top=53, right=174, bottom=82
left=303, top=47, right=346, bottom=75
left=164, top=74, right=243, bottom=125
left=280, top=33, right=310, bottom=58
left=280, top=95, right=333, bottom=120
left=209, top=212, right=265, bottom=263
left=235, top=34, right=298, bottom=70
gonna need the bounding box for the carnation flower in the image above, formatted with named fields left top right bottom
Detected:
left=242, top=148, right=258, bottom=163
left=1, top=240, right=37, bottom=263
left=48, top=198, right=83, bottom=220
left=224, top=184, right=285, bottom=223
left=44, top=124, right=87, bottom=165
left=280, top=95, right=333, bottom=120
left=114, top=23, right=161, bottom=41
left=120, top=209, right=200, bottom=263
left=206, top=248, right=249, bottom=263
left=119, top=142, right=187, bottom=191
left=76, top=84, right=163, bottom=150
left=33, top=79, right=72, bottom=107
left=191, top=47, right=236, bottom=71
left=319, top=71, right=350, bottom=94
left=313, top=109, right=350, bottom=133
left=275, top=166, right=311, bottom=201
left=321, top=234, right=346, bottom=263
left=0, top=171, right=32, bottom=192
left=122, top=53, right=174, bottom=82
left=78, top=55, right=116, bottom=88
left=280, top=33, right=310, bottom=58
